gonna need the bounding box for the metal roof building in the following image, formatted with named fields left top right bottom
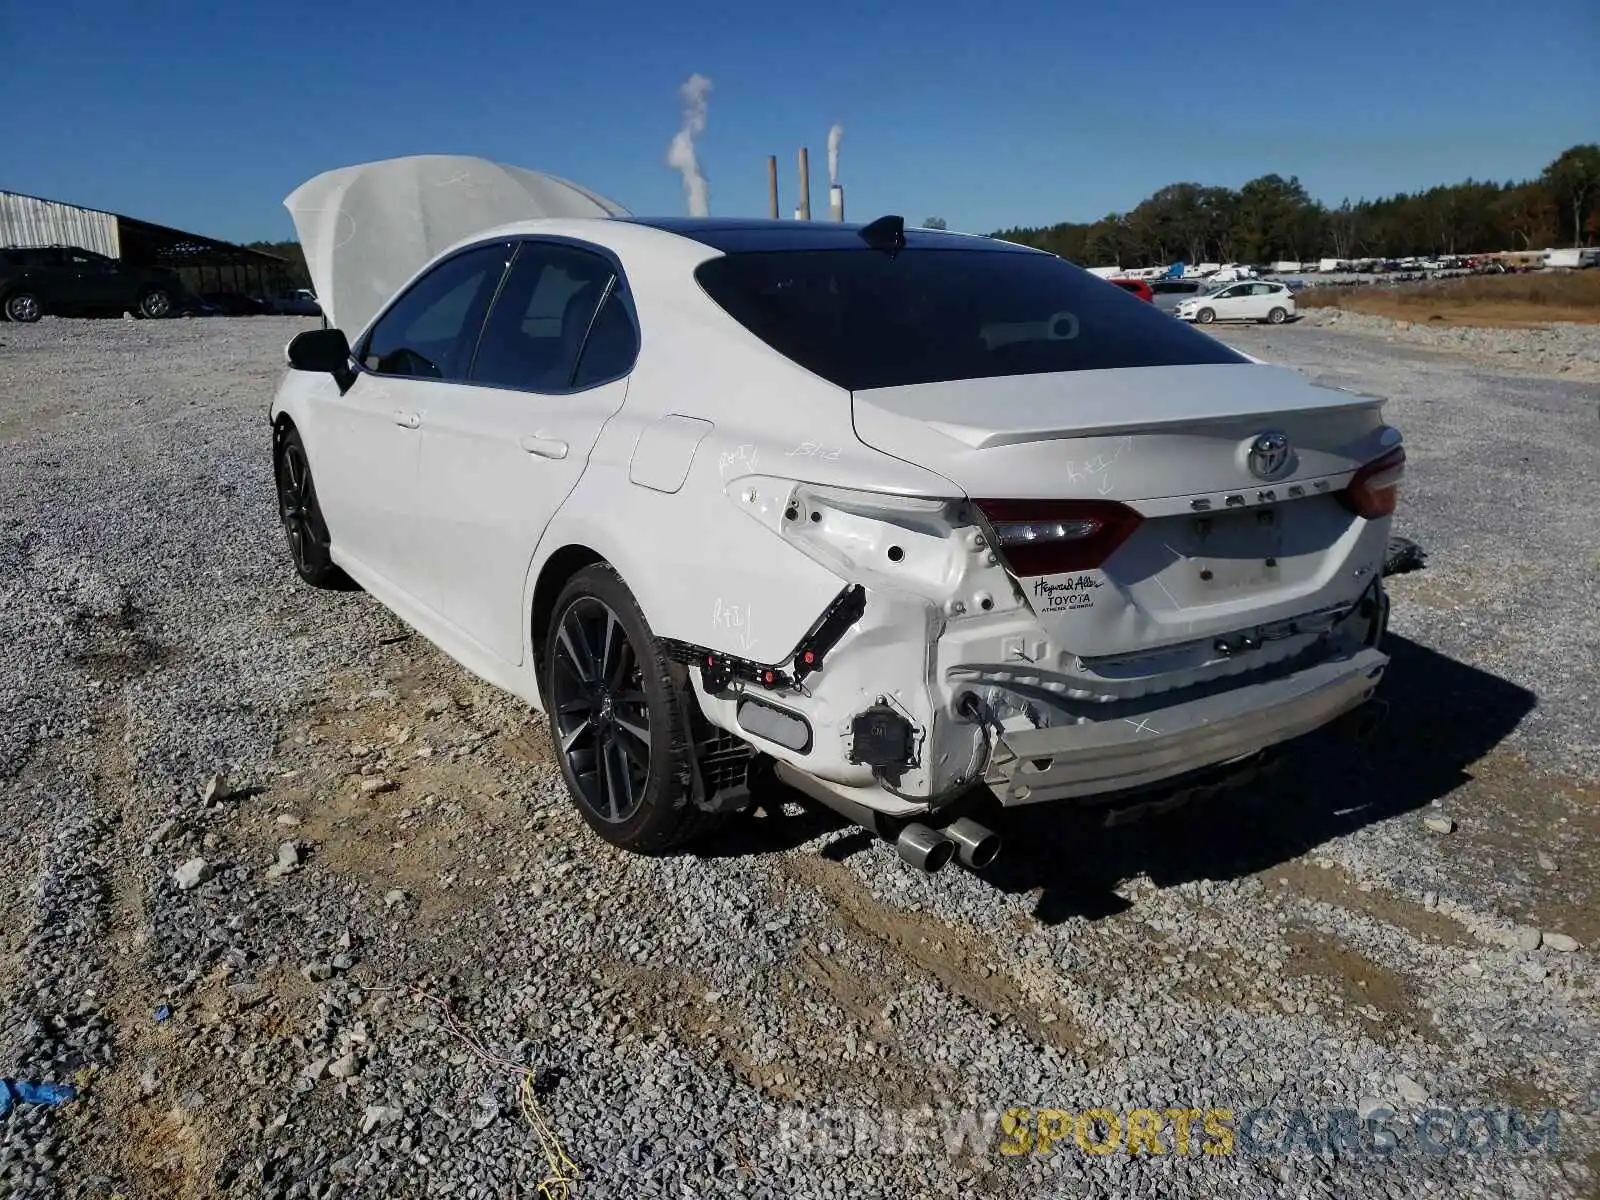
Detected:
left=0, top=188, right=290, bottom=294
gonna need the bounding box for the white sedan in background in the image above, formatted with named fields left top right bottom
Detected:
left=1177, top=281, right=1296, bottom=325
left=270, top=156, right=1400, bottom=873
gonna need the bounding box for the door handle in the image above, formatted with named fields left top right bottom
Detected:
left=393, top=410, right=420, bottom=429
left=519, top=435, right=569, bottom=460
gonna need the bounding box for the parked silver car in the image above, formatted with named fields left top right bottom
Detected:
left=1149, top=277, right=1207, bottom=314
left=269, top=288, right=321, bottom=317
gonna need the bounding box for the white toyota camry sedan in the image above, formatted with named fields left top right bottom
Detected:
left=271, top=158, right=1402, bottom=872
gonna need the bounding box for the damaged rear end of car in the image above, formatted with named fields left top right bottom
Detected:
left=685, top=228, right=1402, bottom=866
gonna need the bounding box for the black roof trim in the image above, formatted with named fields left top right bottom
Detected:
left=617, top=217, right=1044, bottom=255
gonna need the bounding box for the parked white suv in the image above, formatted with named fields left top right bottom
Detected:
left=1178, top=281, right=1296, bottom=325
left=270, top=157, right=1399, bottom=872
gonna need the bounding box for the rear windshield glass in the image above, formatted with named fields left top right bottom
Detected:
left=695, top=248, right=1246, bottom=391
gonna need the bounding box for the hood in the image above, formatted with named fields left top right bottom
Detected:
left=284, top=154, right=630, bottom=337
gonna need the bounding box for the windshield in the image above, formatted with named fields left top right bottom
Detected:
left=695, top=249, right=1247, bottom=391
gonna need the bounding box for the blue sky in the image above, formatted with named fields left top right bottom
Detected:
left=4, top=0, right=1596, bottom=244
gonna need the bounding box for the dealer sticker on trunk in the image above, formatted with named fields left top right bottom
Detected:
left=1033, top=574, right=1106, bottom=612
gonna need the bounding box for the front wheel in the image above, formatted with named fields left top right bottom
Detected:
left=274, top=426, right=356, bottom=590
left=1267, top=306, right=1287, bottom=324
left=543, top=564, right=720, bottom=854
left=4, top=292, right=42, bottom=323
left=138, top=288, right=172, bottom=319
left=1195, top=307, right=1216, bottom=324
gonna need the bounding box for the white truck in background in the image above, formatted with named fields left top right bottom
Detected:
left=1543, top=248, right=1599, bottom=269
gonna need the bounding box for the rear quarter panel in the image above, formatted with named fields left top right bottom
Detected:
left=522, top=232, right=964, bottom=676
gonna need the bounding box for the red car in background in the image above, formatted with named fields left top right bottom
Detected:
left=1108, top=277, right=1154, bottom=303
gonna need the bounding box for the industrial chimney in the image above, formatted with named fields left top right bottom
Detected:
left=826, top=123, right=844, bottom=221
left=797, top=146, right=811, bottom=220
left=767, top=156, right=779, bottom=219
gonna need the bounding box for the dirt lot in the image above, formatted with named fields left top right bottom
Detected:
left=1297, top=269, right=1600, bottom=328
left=0, top=315, right=1596, bottom=1199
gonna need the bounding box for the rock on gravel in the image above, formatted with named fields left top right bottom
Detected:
left=172, top=857, right=212, bottom=890
left=362, top=1104, right=402, bottom=1134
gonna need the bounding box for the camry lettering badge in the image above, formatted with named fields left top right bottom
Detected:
left=1247, top=431, right=1292, bottom=480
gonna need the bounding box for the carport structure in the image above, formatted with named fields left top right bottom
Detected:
left=0, top=188, right=293, bottom=298
left=116, top=214, right=291, bottom=298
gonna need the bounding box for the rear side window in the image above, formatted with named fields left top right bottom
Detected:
left=572, top=290, right=639, bottom=388
left=470, top=241, right=616, bottom=392
left=695, top=249, right=1245, bottom=391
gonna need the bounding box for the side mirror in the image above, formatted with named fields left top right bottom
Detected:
left=286, top=327, right=352, bottom=374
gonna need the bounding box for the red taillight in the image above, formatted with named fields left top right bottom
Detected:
left=1340, top=446, right=1407, bottom=519
left=973, top=499, right=1143, bottom=576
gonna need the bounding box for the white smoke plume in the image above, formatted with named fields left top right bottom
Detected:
left=667, top=73, right=713, bottom=216
left=827, top=123, right=844, bottom=185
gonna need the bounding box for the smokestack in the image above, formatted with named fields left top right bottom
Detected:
left=797, top=146, right=811, bottom=220
left=666, top=73, right=712, bottom=216
left=767, top=156, right=778, bottom=219
left=826, top=124, right=844, bottom=220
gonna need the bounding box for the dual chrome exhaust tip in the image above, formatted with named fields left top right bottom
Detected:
left=770, top=760, right=1002, bottom=875
left=896, top=816, right=1002, bottom=874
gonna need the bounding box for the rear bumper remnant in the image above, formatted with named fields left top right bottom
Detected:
left=986, top=644, right=1388, bottom=805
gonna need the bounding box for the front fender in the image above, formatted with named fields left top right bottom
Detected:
left=269, top=370, right=335, bottom=451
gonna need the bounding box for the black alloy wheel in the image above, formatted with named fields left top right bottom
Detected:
left=549, top=595, right=653, bottom=825
left=541, top=564, right=722, bottom=853
left=273, top=427, right=355, bottom=590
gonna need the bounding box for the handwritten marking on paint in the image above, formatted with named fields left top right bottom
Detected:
left=711, top=598, right=757, bottom=655
left=718, top=444, right=760, bottom=481
left=785, top=441, right=841, bottom=461
left=1033, top=574, right=1105, bottom=611
left=1062, top=435, right=1134, bottom=493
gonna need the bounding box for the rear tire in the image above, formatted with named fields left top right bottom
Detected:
left=273, top=426, right=356, bottom=590
left=1195, top=307, right=1216, bottom=324
left=1267, top=306, right=1287, bottom=324
left=543, top=564, right=721, bottom=854
left=4, top=292, right=42, bottom=323
left=138, top=288, right=172, bottom=319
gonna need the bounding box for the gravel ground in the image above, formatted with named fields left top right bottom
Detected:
left=1, top=315, right=1596, bottom=1199
left=1296, top=307, right=1600, bottom=382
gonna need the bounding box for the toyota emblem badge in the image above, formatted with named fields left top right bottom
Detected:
left=1247, top=431, right=1292, bottom=480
